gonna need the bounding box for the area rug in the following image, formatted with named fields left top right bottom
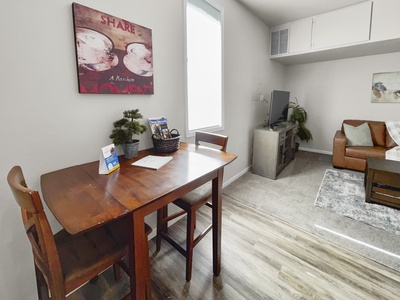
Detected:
left=315, top=169, right=400, bottom=235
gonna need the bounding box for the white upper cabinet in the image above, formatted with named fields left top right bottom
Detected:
left=370, top=0, right=400, bottom=41
left=269, top=0, right=400, bottom=65
left=311, top=1, right=372, bottom=50
left=289, top=18, right=312, bottom=54
left=270, top=1, right=372, bottom=58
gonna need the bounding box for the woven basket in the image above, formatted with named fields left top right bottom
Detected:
left=152, top=129, right=180, bottom=153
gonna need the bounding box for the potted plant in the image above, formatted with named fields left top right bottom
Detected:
left=288, top=102, right=313, bottom=150
left=109, top=109, right=147, bottom=159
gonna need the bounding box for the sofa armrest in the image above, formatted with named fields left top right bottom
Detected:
left=332, top=130, right=347, bottom=168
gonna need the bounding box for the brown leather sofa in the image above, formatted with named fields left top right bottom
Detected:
left=332, top=120, right=396, bottom=172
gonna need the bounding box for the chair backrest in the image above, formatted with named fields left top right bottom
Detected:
left=7, top=166, right=64, bottom=294
left=195, top=131, right=228, bottom=152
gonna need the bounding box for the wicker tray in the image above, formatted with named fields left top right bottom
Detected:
left=152, top=129, right=180, bottom=153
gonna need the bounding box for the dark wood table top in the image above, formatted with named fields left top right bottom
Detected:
left=41, top=142, right=237, bottom=299
left=41, top=142, right=237, bottom=235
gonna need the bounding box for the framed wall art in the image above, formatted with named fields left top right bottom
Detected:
left=72, top=3, right=153, bottom=94
left=371, top=71, right=400, bottom=103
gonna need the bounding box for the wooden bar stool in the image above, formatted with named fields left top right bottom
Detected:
left=7, top=165, right=152, bottom=299
left=156, top=131, right=228, bottom=281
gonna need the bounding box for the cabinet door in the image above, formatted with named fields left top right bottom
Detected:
left=312, top=1, right=372, bottom=50
left=289, top=18, right=312, bottom=54
left=252, top=129, right=279, bottom=179
left=370, top=0, right=400, bottom=41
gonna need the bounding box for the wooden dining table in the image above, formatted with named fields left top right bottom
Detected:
left=41, top=142, right=237, bottom=299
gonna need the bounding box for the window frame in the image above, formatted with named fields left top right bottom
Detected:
left=184, top=0, right=225, bottom=138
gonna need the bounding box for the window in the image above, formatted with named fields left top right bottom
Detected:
left=185, top=0, right=224, bottom=136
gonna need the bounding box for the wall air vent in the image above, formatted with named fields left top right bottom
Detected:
left=270, top=28, right=289, bottom=56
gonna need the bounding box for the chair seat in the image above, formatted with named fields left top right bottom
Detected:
left=173, top=183, right=212, bottom=210
left=56, top=227, right=127, bottom=293
left=56, top=218, right=152, bottom=294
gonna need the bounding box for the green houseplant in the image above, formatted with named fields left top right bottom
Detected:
left=109, top=109, right=147, bottom=158
left=288, top=102, right=313, bottom=147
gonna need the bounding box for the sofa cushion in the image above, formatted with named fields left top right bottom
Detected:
left=343, top=123, right=373, bottom=146
left=345, top=146, right=386, bottom=159
left=342, top=120, right=387, bottom=147
left=368, top=121, right=386, bottom=147
left=342, top=119, right=366, bottom=130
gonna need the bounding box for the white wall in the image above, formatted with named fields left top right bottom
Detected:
left=284, top=52, right=400, bottom=153
left=221, top=0, right=285, bottom=171
left=0, top=0, right=279, bottom=298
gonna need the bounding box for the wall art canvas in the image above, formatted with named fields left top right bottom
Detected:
left=371, top=71, right=400, bottom=103
left=72, top=3, right=153, bottom=94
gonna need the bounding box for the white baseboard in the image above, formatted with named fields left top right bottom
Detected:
left=223, top=165, right=251, bottom=188
left=298, top=147, right=332, bottom=155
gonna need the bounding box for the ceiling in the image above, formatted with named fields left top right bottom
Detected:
left=237, top=0, right=366, bottom=28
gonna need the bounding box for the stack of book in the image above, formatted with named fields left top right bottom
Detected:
left=149, top=117, right=172, bottom=139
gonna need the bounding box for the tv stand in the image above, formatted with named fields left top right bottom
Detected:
left=252, top=123, right=298, bottom=179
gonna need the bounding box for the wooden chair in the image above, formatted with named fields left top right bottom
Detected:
left=156, top=131, right=228, bottom=281
left=7, top=165, right=152, bottom=300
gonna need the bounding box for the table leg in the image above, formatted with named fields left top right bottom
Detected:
left=129, top=211, right=151, bottom=300
left=212, top=168, right=223, bottom=276
left=156, top=206, right=168, bottom=252
left=365, top=168, right=373, bottom=203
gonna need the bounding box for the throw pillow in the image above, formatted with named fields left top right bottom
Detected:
left=343, top=122, right=373, bottom=146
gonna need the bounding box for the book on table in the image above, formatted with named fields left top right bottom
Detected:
left=131, top=155, right=173, bottom=170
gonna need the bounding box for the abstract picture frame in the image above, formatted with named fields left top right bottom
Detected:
left=371, top=71, right=400, bottom=103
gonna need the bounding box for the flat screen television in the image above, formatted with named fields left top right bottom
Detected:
left=267, top=90, right=290, bottom=127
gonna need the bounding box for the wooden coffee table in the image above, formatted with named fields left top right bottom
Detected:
left=365, top=157, right=400, bottom=209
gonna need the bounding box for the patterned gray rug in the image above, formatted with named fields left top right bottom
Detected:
left=315, top=169, right=400, bottom=235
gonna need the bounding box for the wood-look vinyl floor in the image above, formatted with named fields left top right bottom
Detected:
left=62, top=195, right=400, bottom=300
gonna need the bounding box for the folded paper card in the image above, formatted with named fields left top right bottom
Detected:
left=99, top=144, right=120, bottom=174
left=131, top=155, right=173, bottom=170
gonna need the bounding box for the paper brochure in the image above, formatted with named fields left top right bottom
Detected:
left=99, top=144, right=120, bottom=174
left=149, top=116, right=171, bottom=139
left=131, top=155, right=173, bottom=170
